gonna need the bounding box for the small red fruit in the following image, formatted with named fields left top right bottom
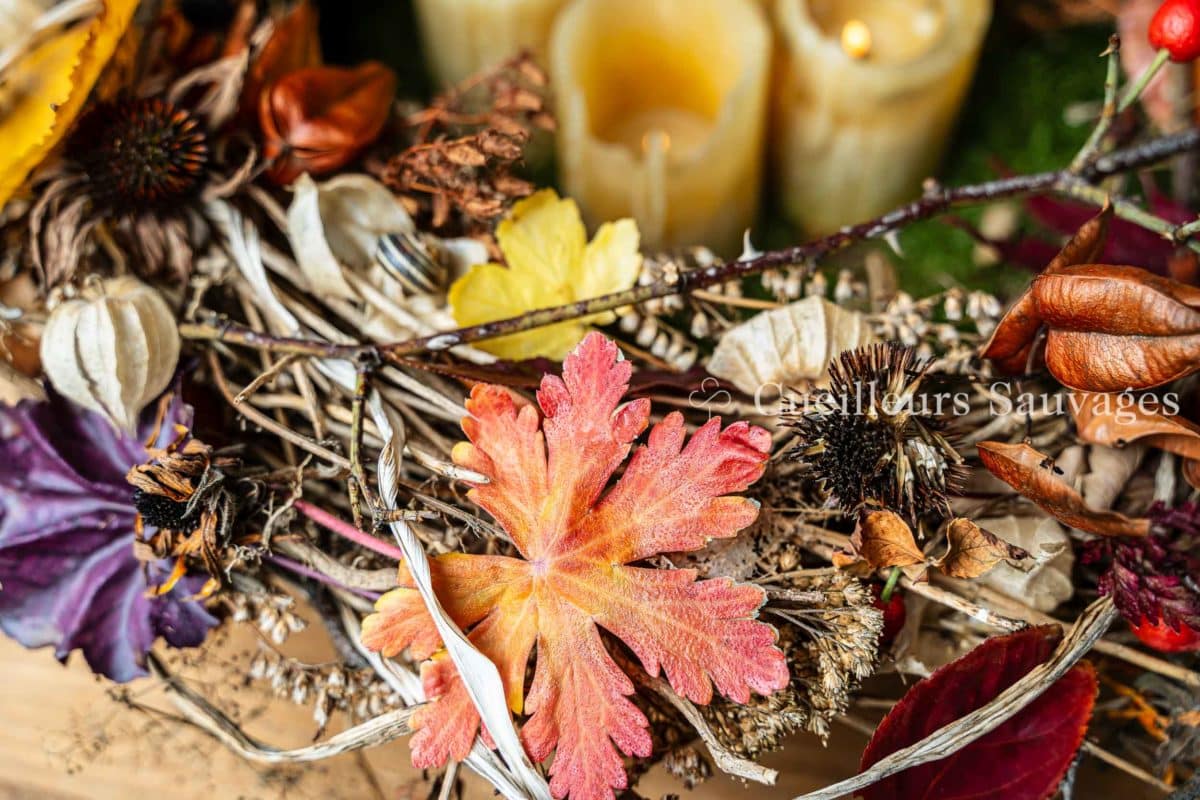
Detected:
left=872, top=583, right=907, bottom=649
left=1149, top=0, right=1200, bottom=63
left=1130, top=614, right=1200, bottom=652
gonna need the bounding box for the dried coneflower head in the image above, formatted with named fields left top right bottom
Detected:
left=785, top=342, right=964, bottom=521
left=71, top=98, right=209, bottom=209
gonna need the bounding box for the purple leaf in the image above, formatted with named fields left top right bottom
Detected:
left=0, top=392, right=217, bottom=682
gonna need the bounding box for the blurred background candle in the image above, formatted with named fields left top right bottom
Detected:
left=774, top=0, right=991, bottom=235
left=550, top=0, right=770, bottom=255
left=415, top=0, right=567, bottom=87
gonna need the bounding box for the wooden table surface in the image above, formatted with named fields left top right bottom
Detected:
left=0, top=628, right=1158, bottom=800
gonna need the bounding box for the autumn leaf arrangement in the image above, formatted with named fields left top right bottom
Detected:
left=3, top=2, right=1200, bottom=799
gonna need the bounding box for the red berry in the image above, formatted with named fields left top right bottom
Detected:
left=1149, top=0, right=1200, bottom=62
left=1129, top=614, right=1200, bottom=652
left=871, top=584, right=907, bottom=648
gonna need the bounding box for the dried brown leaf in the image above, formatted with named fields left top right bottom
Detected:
left=936, top=518, right=1029, bottom=579
left=976, top=441, right=1149, bottom=537
left=855, top=511, right=926, bottom=570
left=1072, top=391, right=1200, bottom=460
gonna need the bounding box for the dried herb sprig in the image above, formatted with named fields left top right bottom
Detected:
left=380, top=52, right=554, bottom=232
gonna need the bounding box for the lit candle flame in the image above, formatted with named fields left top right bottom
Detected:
left=840, top=19, right=872, bottom=60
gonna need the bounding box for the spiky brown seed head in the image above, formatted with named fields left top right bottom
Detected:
left=72, top=98, right=208, bottom=209
left=785, top=342, right=965, bottom=522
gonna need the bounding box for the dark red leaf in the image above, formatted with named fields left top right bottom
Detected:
left=859, top=625, right=1097, bottom=800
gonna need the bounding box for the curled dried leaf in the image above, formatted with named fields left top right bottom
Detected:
left=981, top=205, right=1112, bottom=374
left=935, top=518, right=1029, bottom=579
left=977, top=441, right=1149, bottom=537
left=1072, top=390, right=1200, bottom=461
left=241, top=0, right=322, bottom=118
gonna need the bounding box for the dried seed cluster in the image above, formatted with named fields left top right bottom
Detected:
left=701, top=571, right=881, bottom=753
left=71, top=98, right=208, bottom=210
left=229, top=592, right=308, bottom=645
left=247, top=646, right=403, bottom=733
left=382, top=54, right=553, bottom=230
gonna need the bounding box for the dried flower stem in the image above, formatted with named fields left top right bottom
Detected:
left=147, top=652, right=415, bottom=764
left=294, top=499, right=404, bottom=561
left=639, top=674, right=779, bottom=786
left=180, top=128, right=1200, bottom=360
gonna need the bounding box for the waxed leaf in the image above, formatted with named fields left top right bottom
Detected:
left=935, top=518, right=1029, bottom=579
left=0, top=0, right=139, bottom=207
left=859, top=625, right=1097, bottom=800
left=977, top=441, right=1149, bottom=537
left=448, top=190, right=641, bottom=361
left=362, top=333, right=787, bottom=800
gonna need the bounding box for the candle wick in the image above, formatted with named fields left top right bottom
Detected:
left=641, top=129, right=671, bottom=156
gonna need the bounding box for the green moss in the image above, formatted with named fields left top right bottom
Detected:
left=890, top=22, right=1112, bottom=297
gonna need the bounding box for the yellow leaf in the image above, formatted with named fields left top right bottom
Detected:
left=0, top=0, right=139, bottom=208
left=448, top=189, right=641, bottom=360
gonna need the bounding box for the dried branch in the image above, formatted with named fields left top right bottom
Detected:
left=180, top=127, right=1200, bottom=360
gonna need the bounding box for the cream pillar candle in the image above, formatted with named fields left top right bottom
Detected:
left=774, top=0, right=991, bottom=235
left=415, top=0, right=567, bottom=87
left=550, top=0, right=771, bottom=255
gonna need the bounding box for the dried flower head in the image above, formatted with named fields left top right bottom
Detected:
left=785, top=343, right=964, bottom=521
left=127, top=427, right=246, bottom=592
left=71, top=98, right=209, bottom=210
left=1081, top=502, right=1200, bottom=650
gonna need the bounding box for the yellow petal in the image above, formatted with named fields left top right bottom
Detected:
left=472, top=322, right=593, bottom=362
left=448, top=191, right=641, bottom=360
left=496, top=188, right=586, bottom=283
left=577, top=217, right=641, bottom=306
left=0, top=0, right=140, bottom=207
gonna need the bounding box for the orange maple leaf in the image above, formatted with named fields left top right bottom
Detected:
left=361, top=333, right=788, bottom=800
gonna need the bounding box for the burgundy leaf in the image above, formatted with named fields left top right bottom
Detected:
left=859, top=625, right=1096, bottom=800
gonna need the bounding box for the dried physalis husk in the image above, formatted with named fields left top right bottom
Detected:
left=707, top=296, right=875, bottom=396
left=40, top=277, right=180, bottom=430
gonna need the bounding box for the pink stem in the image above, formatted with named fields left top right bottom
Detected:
left=294, top=499, right=405, bottom=561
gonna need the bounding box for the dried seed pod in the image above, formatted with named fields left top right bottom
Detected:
left=40, top=277, right=180, bottom=431
left=260, top=62, right=397, bottom=185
